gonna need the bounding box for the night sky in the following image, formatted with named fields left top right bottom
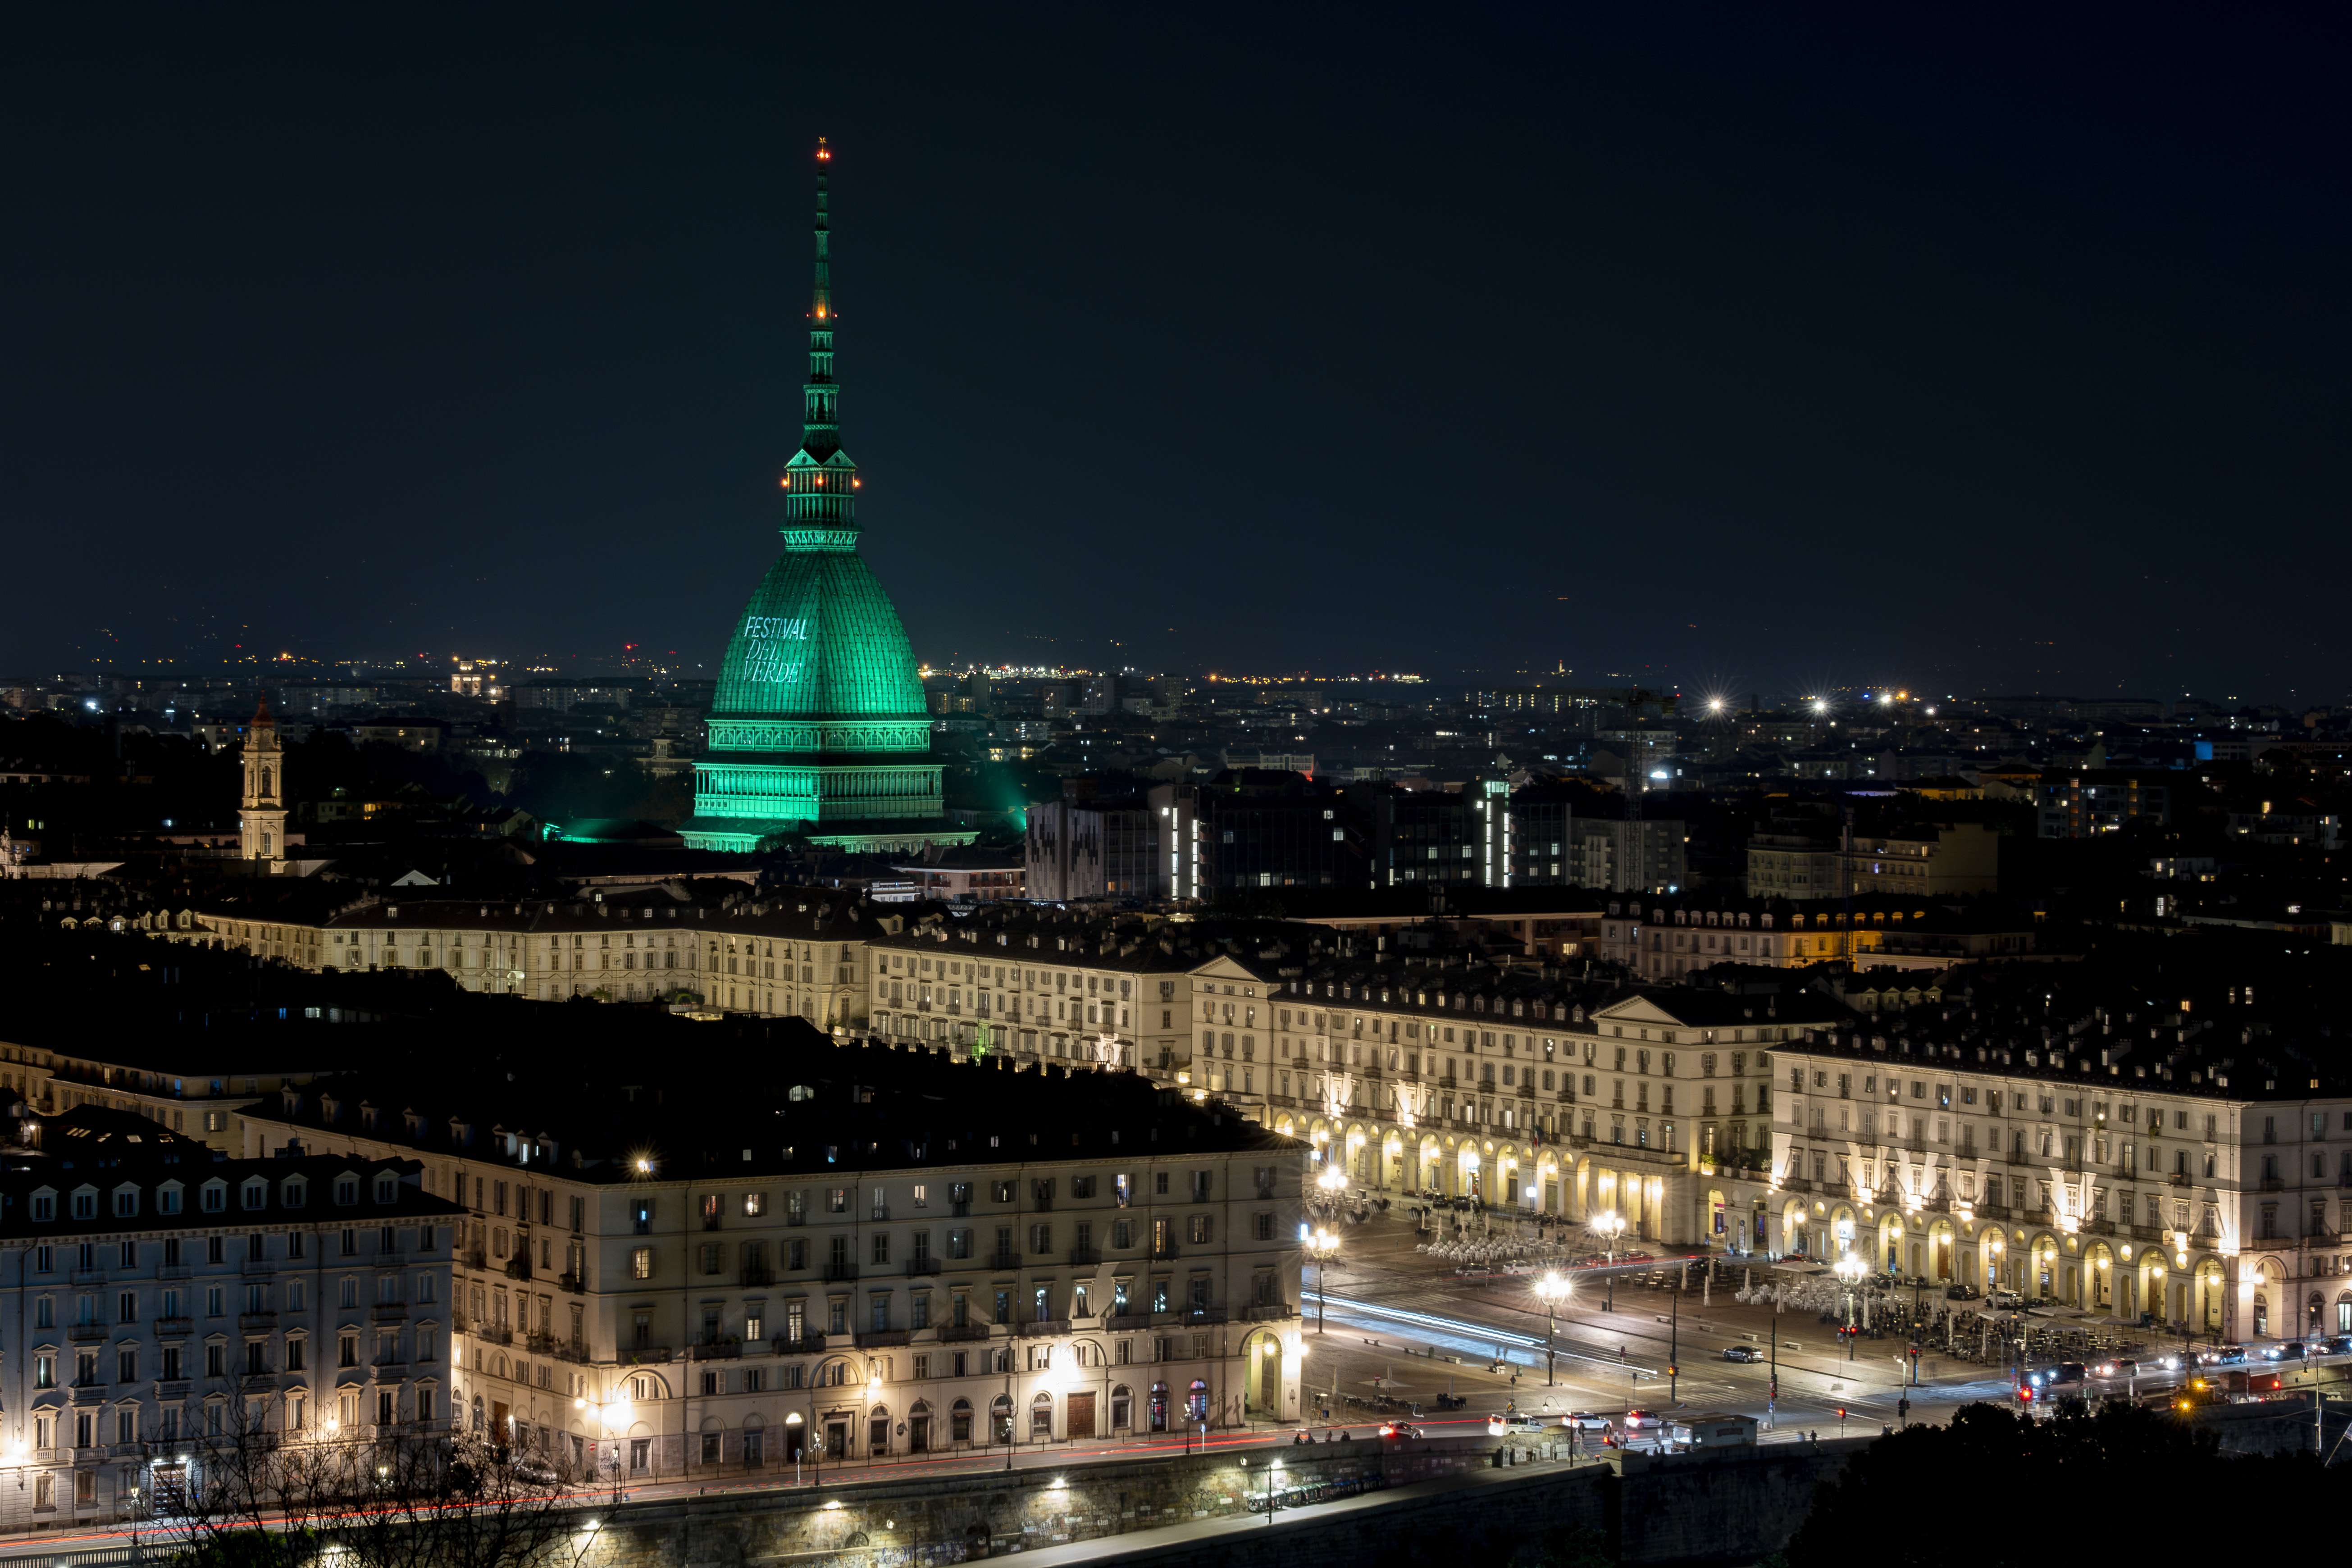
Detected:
left=5, top=6, right=2346, bottom=702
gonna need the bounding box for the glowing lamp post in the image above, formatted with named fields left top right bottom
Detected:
left=1533, top=1272, right=1571, bottom=1386
left=1833, top=1252, right=1866, bottom=1363
left=1305, top=1229, right=1340, bottom=1334
left=1592, top=1211, right=1627, bottom=1311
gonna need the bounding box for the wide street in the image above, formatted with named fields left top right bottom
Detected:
left=1295, top=1200, right=2042, bottom=1439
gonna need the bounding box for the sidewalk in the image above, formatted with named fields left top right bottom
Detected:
left=1012, top=1449, right=1600, bottom=1567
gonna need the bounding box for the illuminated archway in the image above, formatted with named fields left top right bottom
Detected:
left=2194, top=1258, right=2225, bottom=1333
left=2083, top=1240, right=2116, bottom=1311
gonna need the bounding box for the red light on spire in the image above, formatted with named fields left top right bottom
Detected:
left=816, top=137, right=831, bottom=162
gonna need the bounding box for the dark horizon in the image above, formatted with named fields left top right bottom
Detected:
left=5, top=7, right=2346, bottom=705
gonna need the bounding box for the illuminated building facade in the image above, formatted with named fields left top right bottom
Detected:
left=238, top=697, right=287, bottom=867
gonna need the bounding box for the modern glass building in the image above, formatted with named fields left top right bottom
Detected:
left=682, top=141, right=974, bottom=854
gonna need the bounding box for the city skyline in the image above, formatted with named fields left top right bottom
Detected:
left=5, top=9, right=2347, bottom=697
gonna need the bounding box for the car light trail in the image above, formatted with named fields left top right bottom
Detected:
left=1305, top=1290, right=1660, bottom=1376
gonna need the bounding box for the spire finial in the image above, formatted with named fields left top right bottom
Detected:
left=802, top=137, right=839, bottom=460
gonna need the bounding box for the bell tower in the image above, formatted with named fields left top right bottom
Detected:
left=240, top=697, right=288, bottom=867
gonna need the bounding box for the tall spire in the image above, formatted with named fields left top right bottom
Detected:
left=802, top=137, right=840, bottom=462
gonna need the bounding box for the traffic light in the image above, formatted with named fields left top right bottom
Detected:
left=1667, top=1365, right=1677, bottom=1378
left=1837, top=1407, right=1846, bottom=1420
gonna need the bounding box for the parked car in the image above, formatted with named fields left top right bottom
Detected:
left=1988, top=1288, right=2025, bottom=1308
left=1945, top=1283, right=1979, bottom=1301
left=1722, top=1345, right=1764, bottom=1363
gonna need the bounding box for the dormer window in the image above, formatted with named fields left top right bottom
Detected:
left=30, top=1190, right=55, bottom=1222
left=335, top=1176, right=359, bottom=1206
left=158, top=1185, right=183, bottom=1216
left=282, top=1179, right=307, bottom=1209
left=71, top=1190, right=98, bottom=1220
left=201, top=1180, right=228, bottom=1212
left=374, top=1173, right=399, bottom=1204
left=242, top=1180, right=267, bottom=1211
left=112, top=1188, right=139, bottom=1218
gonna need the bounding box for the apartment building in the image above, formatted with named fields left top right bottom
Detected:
left=1746, top=822, right=1999, bottom=900
left=863, top=910, right=1252, bottom=1076
left=0, top=1140, right=459, bottom=1534
left=170, top=892, right=884, bottom=1025
left=1771, top=1006, right=2352, bottom=1343
left=1198, top=951, right=1844, bottom=1250
left=2, top=1022, right=360, bottom=1156
left=1592, top=894, right=2037, bottom=982
left=234, top=1029, right=1305, bottom=1478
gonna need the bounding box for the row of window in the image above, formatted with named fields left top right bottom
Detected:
left=33, top=1325, right=435, bottom=1387
left=18, top=1171, right=406, bottom=1224
left=25, top=1227, right=427, bottom=1275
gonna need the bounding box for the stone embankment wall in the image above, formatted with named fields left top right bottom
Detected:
left=570, top=1434, right=1867, bottom=1568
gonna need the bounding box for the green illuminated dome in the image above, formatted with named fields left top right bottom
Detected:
left=710, top=521, right=927, bottom=722
left=679, top=140, right=973, bottom=857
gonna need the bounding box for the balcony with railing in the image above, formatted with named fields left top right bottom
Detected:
left=1066, top=1247, right=1101, bottom=1267
left=1015, top=1318, right=1070, bottom=1338
left=856, top=1329, right=911, bottom=1349
left=903, top=1258, right=941, bottom=1277
left=820, top=1262, right=860, bottom=1283
left=556, top=1270, right=586, bottom=1294
left=619, top=1345, right=671, bottom=1365
left=987, top=1251, right=1021, bottom=1272
left=937, top=1323, right=991, bottom=1343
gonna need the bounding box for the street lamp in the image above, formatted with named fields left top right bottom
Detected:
left=1305, top=1229, right=1340, bottom=1334
left=1834, top=1252, right=1866, bottom=1363
left=1315, top=1162, right=1348, bottom=1214
left=1591, top=1211, right=1626, bottom=1311
left=1533, top=1272, right=1570, bottom=1386
left=574, top=1390, right=634, bottom=1503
